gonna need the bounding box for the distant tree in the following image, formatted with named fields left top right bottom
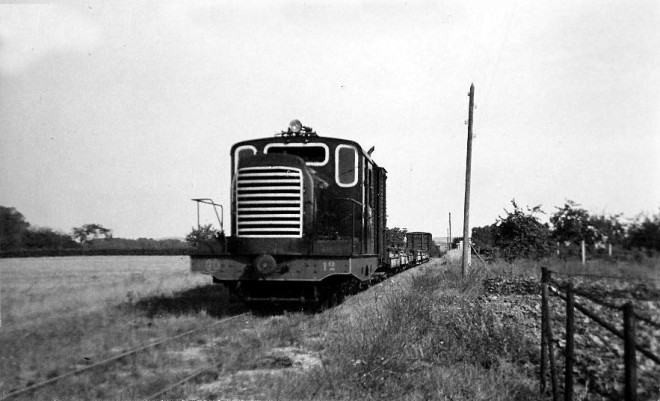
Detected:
left=72, top=224, right=113, bottom=243
left=0, top=206, right=30, bottom=251
left=472, top=224, right=498, bottom=249
left=550, top=200, right=599, bottom=246
left=472, top=224, right=499, bottom=259
left=24, top=227, right=79, bottom=249
left=186, top=224, right=219, bottom=244
left=385, top=227, right=407, bottom=250
left=85, top=236, right=189, bottom=250
left=495, top=200, right=552, bottom=261
left=626, top=211, right=660, bottom=252
left=158, top=238, right=190, bottom=250
left=588, top=213, right=625, bottom=246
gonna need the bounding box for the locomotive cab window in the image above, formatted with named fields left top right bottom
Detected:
left=234, top=145, right=257, bottom=172
left=336, top=145, right=358, bottom=187
left=264, top=143, right=329, bottom=166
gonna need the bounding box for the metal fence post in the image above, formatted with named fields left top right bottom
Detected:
left=565, top=284, right=575, bottom=401
left=623, top=302, right=637, bottom=401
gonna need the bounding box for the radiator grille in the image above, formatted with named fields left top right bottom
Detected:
left=235, top=166, right=303, bottom=238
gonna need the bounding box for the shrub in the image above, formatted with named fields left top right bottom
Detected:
left=185, top=224, right=219, bottom=244
left=495, top=200, right=552, bottom=261
left=626, top=211, right=660, bottom=252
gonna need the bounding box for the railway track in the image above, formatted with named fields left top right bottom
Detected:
left=1, top=313, right=247, bottom=401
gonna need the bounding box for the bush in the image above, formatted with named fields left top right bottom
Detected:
left=626, top=211, right=660, bottom=252
left=495, top=200, right=552, bottom=261
left=185, top=224, right=220, bottom=244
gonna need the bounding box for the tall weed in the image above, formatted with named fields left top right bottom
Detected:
left=301, top=266, right=539, bottom=400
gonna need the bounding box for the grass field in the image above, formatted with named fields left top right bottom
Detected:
left=1, top=256, right=208, bottom=331
left=1, top=255, right=658, bottom=400
left=0, top=256, right=240, bottom=399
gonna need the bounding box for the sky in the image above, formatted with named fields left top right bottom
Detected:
left=0, top=0, right=658, bottom=239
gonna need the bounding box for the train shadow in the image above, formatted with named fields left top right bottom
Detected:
left=129, top=284, right=248, bottom=318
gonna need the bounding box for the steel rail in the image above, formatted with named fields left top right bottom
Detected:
left=0, top=313, right=247, bottom=401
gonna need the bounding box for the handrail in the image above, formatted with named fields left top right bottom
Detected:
left=191, top=198, right=224, bottom=233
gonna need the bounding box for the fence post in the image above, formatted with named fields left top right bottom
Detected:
left=541, top=267, right=548, bottom=394
left=541, top=268, right=559, bottom=400
left=623, top=302, right=637, bottom=401
left=581, top=240, right=586, bottom=265
left=565, top=284, right=575, bottom=401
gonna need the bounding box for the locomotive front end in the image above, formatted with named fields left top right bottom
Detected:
left=190, top=120, right=387, bottom=304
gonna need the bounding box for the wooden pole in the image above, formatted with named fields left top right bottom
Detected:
left=540, top=268, right=548, bottom=395
left=581, top=240, right=586, bottom=265
left=565, top=284, right=575, bottom=401
left=541, top=268, right=559, bottom=401
left=448, top=212, right=452, bottom=248
left=446, top=228, right=450, bottom=251
left=462, top=83, right=475, bottom=277
left=623, top=302, right=637, bottom=401
left=545, top=300, right=560, bottom=401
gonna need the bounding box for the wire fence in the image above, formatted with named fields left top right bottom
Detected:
left=540, top=267, right=660, bottom=401
left=550, top=280, right=660, bottom=330
left=544, top=270, right=660, bottom=282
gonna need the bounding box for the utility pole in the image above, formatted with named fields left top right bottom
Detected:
left=446, top=228, right=450, bottom=252
left=462, top=83, right=475, bottom=277
left=448, top=212, right=452, bottom=248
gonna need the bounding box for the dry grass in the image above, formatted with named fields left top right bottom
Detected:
left=0, top=256, right=208, bottom=331
left=187, top=260, right=542, bottom=401
left=286, top=261, right=540, bottom=401
left=196, top=256, right=657, bottom=400
left=0, top=255, right=246, bottom=399
left=3, top=255, right=656, bottom=400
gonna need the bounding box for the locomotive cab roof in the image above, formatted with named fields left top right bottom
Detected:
left=230, top=120, right=380, bottom=167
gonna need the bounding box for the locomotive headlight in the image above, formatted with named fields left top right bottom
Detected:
left=289, top=119, right=302, bottom=134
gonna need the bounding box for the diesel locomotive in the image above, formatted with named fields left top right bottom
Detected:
left=190, top=120, right=430, bottom=304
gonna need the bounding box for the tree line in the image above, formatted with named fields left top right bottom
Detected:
left=3, top=201, right=657, bottom=260
left=470, top=200, right=660, bottom=261
left=0, top=206, right=190, bottom=257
